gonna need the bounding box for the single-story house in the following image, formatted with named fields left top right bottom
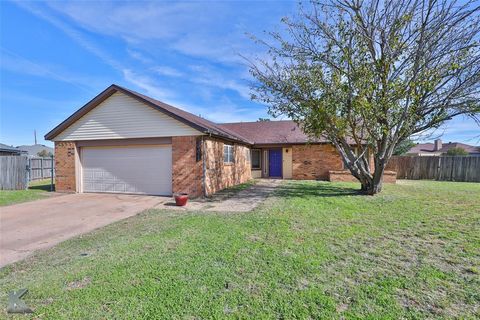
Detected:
left=407, top=139, right=480, bottom=156
left=45, top=84, right=393, bottom=197
left=0, top=143, right=27, bottom=156
left=17, top=144, right=54, bottom=157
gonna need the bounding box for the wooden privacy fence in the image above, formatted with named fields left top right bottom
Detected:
left=28, top=157, right=54, bottom=181
left=0, top=156, right=29, bottom=190
left=386, top=156, right=480, bottom=182
left=0, top=156, right=54, bottom=190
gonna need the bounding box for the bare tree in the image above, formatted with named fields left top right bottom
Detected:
left=249, top=0, right=480, bottom=194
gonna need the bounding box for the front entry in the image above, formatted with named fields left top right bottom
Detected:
left=268, top=149, right=282, bottom=178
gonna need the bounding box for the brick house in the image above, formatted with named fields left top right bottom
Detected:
left=45, top=84, right=393, bottom=198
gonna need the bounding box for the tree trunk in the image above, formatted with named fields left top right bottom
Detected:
left=364, top=180, right=383, bottom=195
left=362, top=160, right=386, bottom=195
left=333, top=139, right=388, bottom=195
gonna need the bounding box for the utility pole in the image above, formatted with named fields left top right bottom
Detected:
left=34, top=130, right=37, bottom=145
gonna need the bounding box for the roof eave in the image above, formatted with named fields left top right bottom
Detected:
left=205, top=131, right=253, bottom=145
left=44, top=84, right=251, bottom=144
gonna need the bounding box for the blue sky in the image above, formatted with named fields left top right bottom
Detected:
left=1, top=1, right=478, bottom=148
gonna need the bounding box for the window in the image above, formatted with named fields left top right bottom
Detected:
left=223, top=144, right=234, bottom=163
left=251, top=149, right=261, bottom=169
left=196, top=138, right=202, bottom=162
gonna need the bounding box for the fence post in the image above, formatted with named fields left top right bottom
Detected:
left=40, top=158, right=44, bottom=179
left=27, top=158, right=31, bottom=184
left=436, top=157, right=441, bottom=180
left=25, top=157, right=30, bottom=190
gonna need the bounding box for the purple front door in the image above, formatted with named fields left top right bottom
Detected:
left=268, top=149, right=282, bottom=178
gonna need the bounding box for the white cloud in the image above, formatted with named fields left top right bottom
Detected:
left=152, top=66, right=184, bottom=78
left=10, top=1, right=289, bottom=125
left=188, top=65, right=251, bottom=99
left=126, top=48, right=153, bottom=64
left=14, top=1, right=123, bottom=71
left=46, top=1, right=215, bottom=41
left=43, top=1, right=287, bottom=63
left=1, top=87, right=82, bottom=109
left=12, top=1, right=186, bottom=103
left=122, top=69, right=174, bottom=101
left=414, top=116, right=480, bottom=144
left=0, top=49, right=97, bottom=94
left=164, top=96, right=268, bottom=124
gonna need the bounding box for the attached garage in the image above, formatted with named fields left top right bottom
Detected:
left=45, top=84, right=253, bottom=197
left=81, top=145, right=172, bottom=195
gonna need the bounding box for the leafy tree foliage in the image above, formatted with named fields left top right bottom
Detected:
left=393, top=139, right=416, bottom=156
left=249, top=0, right=480, bottom=194
left=446, top=147, right=469, bottom=156
left=37, top=150, right=53, bottom=157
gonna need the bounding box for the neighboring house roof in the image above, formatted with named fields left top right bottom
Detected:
left=407, top=142, right=480, bottom=155
left=0, top=143, right=27, bottom=155
left=45, top=84, right=252, bottom=144
left=220, top=121, right=323, bottom=145
left=16, top=144, right=54, bottom=156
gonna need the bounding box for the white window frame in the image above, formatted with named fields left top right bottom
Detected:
left=223, top=144, right=234, bottom=163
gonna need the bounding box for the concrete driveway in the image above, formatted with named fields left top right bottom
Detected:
left=0, top=193, right=166, bottom=268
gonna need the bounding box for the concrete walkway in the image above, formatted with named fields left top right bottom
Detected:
left=153, top=179, right=283, bottom=212
left=0, top=193, right=166, bottom=267
left=200, top=179, right=283, bottom=212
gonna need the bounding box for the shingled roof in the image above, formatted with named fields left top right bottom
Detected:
left=0, top=143, right=27, bottom=155
left=219, top=120, right=324, bottom=145
left=45, top=84, right=252, bottom=144
left=46, top=84, right=344, bottom=146
left=408, top=142, right=480, bottom=155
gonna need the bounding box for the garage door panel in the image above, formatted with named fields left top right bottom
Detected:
left=82, top=145, right=172, bottom=195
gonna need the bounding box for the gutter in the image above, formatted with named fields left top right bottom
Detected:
left=204, top=129, right=253, bottom=146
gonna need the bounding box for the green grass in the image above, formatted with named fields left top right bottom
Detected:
left=0, top=179, right=53, bottom=206
left=1, top=180, right=479, bottom=319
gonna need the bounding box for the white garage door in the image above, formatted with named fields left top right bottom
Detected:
left=82, top=145, right=172, bottom=195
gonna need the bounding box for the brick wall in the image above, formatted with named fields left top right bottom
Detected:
left=172, top=136, right=203, bottom=198
left=382, top=171, right=397, bottom=183
left=328, top=170, right=397, bottom=184
left=292, top=144, right=344, bottom=180
left=54, top=136, right=250, bottom=198
left=54, top=141, right=76, bottom=192
left=204, top=137, right=251, bottom=196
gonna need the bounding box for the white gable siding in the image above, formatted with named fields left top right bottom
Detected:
left=54, top=92, right=201, bottom=141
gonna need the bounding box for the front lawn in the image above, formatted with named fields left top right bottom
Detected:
left=0, top=179, right=53, bottom=206
left=1, top=180, right=478, bottom=319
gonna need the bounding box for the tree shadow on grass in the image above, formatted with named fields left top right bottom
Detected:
left=275, top=181, right=362, bottom=199
left=29, top=183, right=55, bottom=192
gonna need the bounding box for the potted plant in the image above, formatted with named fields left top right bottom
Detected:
left=174, top=193, right=189, bottom=206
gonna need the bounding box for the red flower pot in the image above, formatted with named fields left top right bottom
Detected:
left=174, top=193, right=189, bottom=206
